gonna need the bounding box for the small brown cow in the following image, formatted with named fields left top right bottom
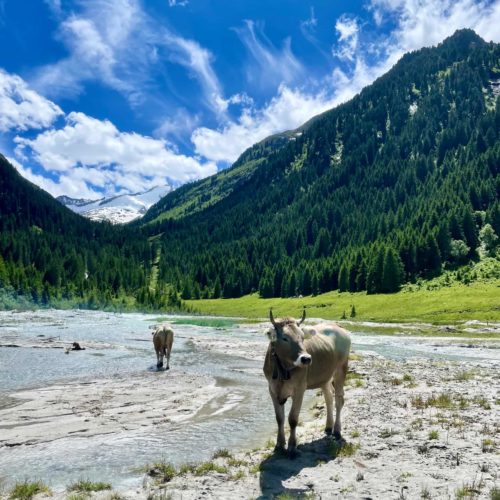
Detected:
left=151, top=324, right=174, bottom=370
left=263, top=309, right=351, bottom=456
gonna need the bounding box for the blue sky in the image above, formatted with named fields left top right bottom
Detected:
left=1, top=0, right=499, bottom=199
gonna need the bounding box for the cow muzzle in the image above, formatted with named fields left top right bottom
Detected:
left=294, top=353, right=312, bottom=367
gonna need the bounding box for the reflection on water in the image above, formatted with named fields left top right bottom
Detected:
left=0, top=309, right=498, bottom=491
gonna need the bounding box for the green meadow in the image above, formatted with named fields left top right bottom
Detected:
left=186, top=280, right=499, bottom=324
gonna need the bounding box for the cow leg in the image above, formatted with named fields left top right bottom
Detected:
left=270, top=390, right=286, bottom=451
left=157, top=350, right=163, bottom=368
left=165, top=347, right=170, bottom=370
left=322, top=381, right=334, bottom=435
left=333, top=360, right=348, bottom=439
left=288, top=391, right=304, bottom=457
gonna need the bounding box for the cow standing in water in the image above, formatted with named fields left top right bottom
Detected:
left=151, top=324, right=174, bottom=370
left=263, top=310, right=351, bottom=457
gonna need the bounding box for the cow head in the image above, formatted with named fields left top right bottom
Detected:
left=267, top=309, right=313, bottom=369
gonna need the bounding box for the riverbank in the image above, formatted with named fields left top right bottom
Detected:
left=0, top=312, right=499, bottom=499
left=186, top=280, right=500, bottom=324
left=143, top=352, right=499, bottom=500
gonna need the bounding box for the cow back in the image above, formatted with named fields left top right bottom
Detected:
left=304, top=325, right=351, bottom=389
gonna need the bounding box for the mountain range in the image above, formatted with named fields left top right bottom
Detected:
left=0, top=29, right=498, bottom=310
left=57, top=185, right=172, bottom=224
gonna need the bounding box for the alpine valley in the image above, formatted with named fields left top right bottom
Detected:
left=1, top=30, right=499, bottom=315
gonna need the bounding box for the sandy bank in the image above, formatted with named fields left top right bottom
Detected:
left=0, top=370, right=218, bottom=448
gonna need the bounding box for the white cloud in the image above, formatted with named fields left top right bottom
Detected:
left=192, top=85, right=338, bottom=163
left=369, top=0, right=500, bottom=59
left=44, top=0, right=62, bottom=16
left=33, top=0, right=149, bottom=102
left=7, top=155, right=100, bottom=199
left=162, top=32, right=226, bottom=116
left=14, top=112, right=217, bottom=198
left=333, top=15, right=360, bottom=61
left=0, top=69, right=63, bottom=132
left=300, top=7, right=318, bottom=44
left=235, top=20, right=304, bottom=88
left=33, top=0, right=226, bottom=115
left=168, top=0, right=188, bottom=6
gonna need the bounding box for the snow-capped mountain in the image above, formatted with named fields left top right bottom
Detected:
left=57, top=185, right=172, bottom=224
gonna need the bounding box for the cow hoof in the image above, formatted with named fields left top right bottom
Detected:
left=288, top=448, right=301, bottom=459
left=165, top=366, right=170, bottom=370
left=325, top=427, right=333, bottom=436
left=333, top=431, right=343, bottom=441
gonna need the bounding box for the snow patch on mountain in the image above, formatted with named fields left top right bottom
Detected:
left=57, top=185, right=172, bottom=224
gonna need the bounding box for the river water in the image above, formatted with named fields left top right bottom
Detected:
left=0, top=309, right=498, bottom=491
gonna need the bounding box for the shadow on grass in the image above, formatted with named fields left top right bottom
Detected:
left=257, top=436, right=340, bottom=499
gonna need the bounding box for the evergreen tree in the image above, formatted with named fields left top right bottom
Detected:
left=381, top=247, right=405, bottom=293
left=338, top=265, right=349, bottom=292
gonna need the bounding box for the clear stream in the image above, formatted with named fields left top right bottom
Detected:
left=0, top=310, right=497, bottom=491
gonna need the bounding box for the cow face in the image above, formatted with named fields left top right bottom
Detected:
left=268, top=310, right=312, bottom=369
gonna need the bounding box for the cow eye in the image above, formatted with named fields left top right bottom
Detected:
left=282, top=337, right=288, bottom=342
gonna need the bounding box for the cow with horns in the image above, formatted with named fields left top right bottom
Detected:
left=263, top=309, right=351, bottom=456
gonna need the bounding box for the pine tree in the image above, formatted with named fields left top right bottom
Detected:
left=381, top=247, right=405, bottom=293
left=338, top=264, right=349, bottom=292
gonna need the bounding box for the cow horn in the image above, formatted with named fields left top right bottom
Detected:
left=269, top=309, right=277, bottom=327
left=298, top=309, right=306, bottom=325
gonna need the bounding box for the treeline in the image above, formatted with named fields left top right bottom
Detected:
left=145, top=30, right=500, bottom=299
left=0, top=156, right=182, bottom=311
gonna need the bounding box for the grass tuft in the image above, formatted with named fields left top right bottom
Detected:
left=212, top=448, right=232, bottom=459
left=428, top=430, right=439, bottom=440
left=67, top=479, right=112, bottom=492
left=9, top=480, right=51, bottom=500
left=455, top=370, right=476, bottom=382
left=482, top=439, right=494, bottom=453
left=329, top=441, right=360, bottom=458
left=146, top=462, right=177, bottom=483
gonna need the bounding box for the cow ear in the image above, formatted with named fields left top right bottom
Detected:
left=266, top=328, right=277, bottom=342
left=302, top=327, right=317, bottom=340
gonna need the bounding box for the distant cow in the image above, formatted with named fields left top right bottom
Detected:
left=151, top=324, right=174, bottom=370
left=263, top=309, right=351, bottom=456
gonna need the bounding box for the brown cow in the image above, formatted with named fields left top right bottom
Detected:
left=263, top=309, right=351, bottom=456
left=151, top=324, right=174, bottom=370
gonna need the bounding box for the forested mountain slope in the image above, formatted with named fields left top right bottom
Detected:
left=142, top=131, right=301, bottom=223
left=0, top=155, right=164, bottom=309
left=144, top=29, right=500, bottom=300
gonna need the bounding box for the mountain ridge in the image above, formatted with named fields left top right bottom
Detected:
left=141, top=29, right=500, bottom=299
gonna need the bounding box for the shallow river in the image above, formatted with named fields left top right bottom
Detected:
left=0, top=310, right=498, bottom=491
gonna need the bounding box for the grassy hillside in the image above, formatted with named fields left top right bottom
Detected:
left=142, top=133, right=296, bottom=224
left=187, top=281, right=499, bottom=324
left=187, top=259, right=500, bottom=323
